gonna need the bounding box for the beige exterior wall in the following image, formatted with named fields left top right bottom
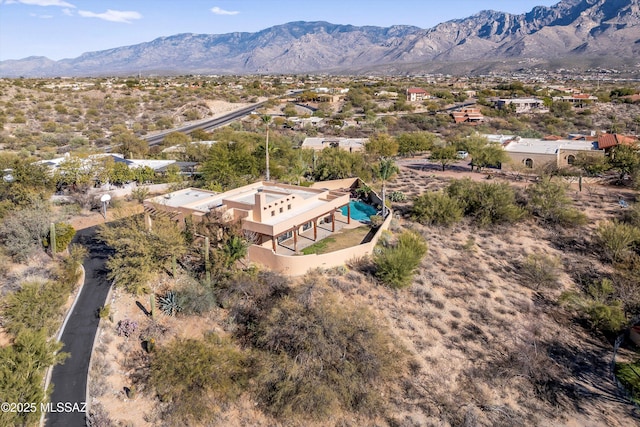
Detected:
left=503, top=149, right=604, bottom=170
left=247, top=209, right=393, bottom=276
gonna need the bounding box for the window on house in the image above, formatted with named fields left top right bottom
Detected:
left=279, top=207, right=283, bottom=213
left=287, top=204, right=291, bottom=210
left=271, top=211, right=275, bottom=216
left=567, top=155, right=576, bottom=165
left=524, top=158, right=534, bottom=168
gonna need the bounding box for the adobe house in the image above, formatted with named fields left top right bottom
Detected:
left=501, top=137, right=605, bottom=170
left=144, top=179, right=392, bottom=275
left=406, top=87, right=429, bottom=102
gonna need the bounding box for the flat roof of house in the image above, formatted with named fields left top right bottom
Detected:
left=148, top=183, right=322, bottom=213
left=504, top=138, right=598, bottom=154
left=154, top=188, right=219, bottom=208
left=301, top=137, right=367, bottom=149
left=498, top=98, right=543, bottom=103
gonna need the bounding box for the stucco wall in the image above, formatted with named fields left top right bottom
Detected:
left=504, top=149, right=604, bottom=170
left=247, top=208, right=393, bottom=275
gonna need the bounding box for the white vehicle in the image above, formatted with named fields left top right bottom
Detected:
left=457, top=150, right=469, bottom=159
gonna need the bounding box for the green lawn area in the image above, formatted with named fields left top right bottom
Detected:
left=301, top=226, right=370, bottom=255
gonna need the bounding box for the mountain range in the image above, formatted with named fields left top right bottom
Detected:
left=1, top=0, right=639, bottom=77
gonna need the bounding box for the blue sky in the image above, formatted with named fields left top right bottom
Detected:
left=0, top=0, right=558, bottom=61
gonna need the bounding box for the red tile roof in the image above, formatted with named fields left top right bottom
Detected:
left=597, top=134, right=638, bottom=149
left=407, top=87, right=427, bottom=94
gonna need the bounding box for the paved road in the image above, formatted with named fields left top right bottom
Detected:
left=45, top=226, right=112, bottom=427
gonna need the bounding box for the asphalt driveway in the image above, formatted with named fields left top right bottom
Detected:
left=45, top=226, right=112, bottom=427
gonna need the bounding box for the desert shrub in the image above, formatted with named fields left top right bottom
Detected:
left=43, top=222, right=76, bottom=253
left=447, top=179, right=525, bottom=226
left=624, top=202, right=640, bottom=227
left=615, top=360, right=640, bottom=405
left=99, top=215, right=186, bottom=295
left=369, top=214, right=383, bottom=227
left=87, top=402, right=114, bottom=427
left=0, top=329, right=67, bottom=427
left=251, top=283, right=404, bottom=420
left=2, top=280, right=69, bottom=336
left=58, top=243, right=87, bottom=284
left=130, top=186, right=150, bottom=203
left=519, top=253, right=562, bottom=290
left=388, top=191, right=406, bottom=202
left=411, top=191, right=463, bottom=226
left=560, top=279, right=627, bottom=333
left=595, top=220, right=640, bottom=263
left=150, top=334, right=250, bottom=425
left=0, top=206, right=49, bottom=263
left=116, top=319, right=138, bottom=338
left=176, top=279, right=217, bottom=315
left=374, top=231, right=428, bottom=288
left=525, top=179, right=586, bottom=226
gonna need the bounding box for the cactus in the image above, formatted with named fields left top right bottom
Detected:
left=158, top=290, right=182, bottom=316
left=150, top=292, right=156, bottom=320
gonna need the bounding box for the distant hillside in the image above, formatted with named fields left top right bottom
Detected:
left=1, top=0, right=639, bottom=77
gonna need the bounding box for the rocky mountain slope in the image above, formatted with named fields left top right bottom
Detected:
left=1, top=0, right=638, bottom=77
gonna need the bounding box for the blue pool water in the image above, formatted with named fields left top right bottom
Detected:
left=341, top=200, right=377, bottom=221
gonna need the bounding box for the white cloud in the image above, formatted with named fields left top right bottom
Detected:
left=7, top=0, right=76, bottom=7
left=210, top=6, right=239, bottom=16
left=78, top=9, right=142, bottom=23
left=61, top=7, right=72, bottom=15
left=29, top=12, right=53, bottom=18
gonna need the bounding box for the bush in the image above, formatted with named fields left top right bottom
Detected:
left=176, top=279, right=217, bottom=315
left=615, top=360, right=640, bottom=405
left=130, top=187, right=150, bottom=203
left=447, top=179, right=525, bottom=226
left=596, top=220, right=640, bottom=263
left=374, top=231, right=428, bottom=288
left=411, top=191, right=463, bottom=226
left=3, top=280, right=69, bottom=336
left=388, top=191, right=406, bottom=202
left=525, top=179, right=586, bottom=226
left=116, top=319, right=138, bottom=338
left=43, top=222, right=76, bottom=253
left=560, top=279, right=627, bottom=333
left=251, top=282, right=404, bottom=420
left=0, top=330, right=66, bottom=427
left=0, top=207, right=49, bottom=263
left=519, top=253, right=562, bottom=290
left=150, top=334, right=249, bottom=425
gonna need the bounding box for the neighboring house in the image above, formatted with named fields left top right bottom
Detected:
left=501, top=137, right=604, bottom=170
left=597, top=133, right=638, bottom=151
left=406, top=87, right=429, bottom=102
left=301, top=137, right=367, bottom=152
left=552, top=94, right=598, bottom=107
left=288, top=116, right=324, bottom=129
left=496, top=98, right=548, bottom=114
left=451, top=108, right=484, bottom=124
left=143, top=179, right=392, bottom=275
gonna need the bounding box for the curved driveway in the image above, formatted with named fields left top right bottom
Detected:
left=45, top=226, right=111, bottom=427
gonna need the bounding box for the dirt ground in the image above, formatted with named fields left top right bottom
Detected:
left=88, top=163, right=640, bottom=426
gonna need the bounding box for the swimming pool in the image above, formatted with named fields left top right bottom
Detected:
left=341, top=200, right=377, bottom=222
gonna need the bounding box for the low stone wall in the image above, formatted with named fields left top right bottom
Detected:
left=248, top=208, right=392, bottom=275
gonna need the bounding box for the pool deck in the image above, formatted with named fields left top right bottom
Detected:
left=274, top=211, right=364, bottom=255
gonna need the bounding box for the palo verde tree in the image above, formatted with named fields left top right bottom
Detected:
left=98, top=214, right=187, bottom=294
left=430, top=144, right=458, bottom=171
